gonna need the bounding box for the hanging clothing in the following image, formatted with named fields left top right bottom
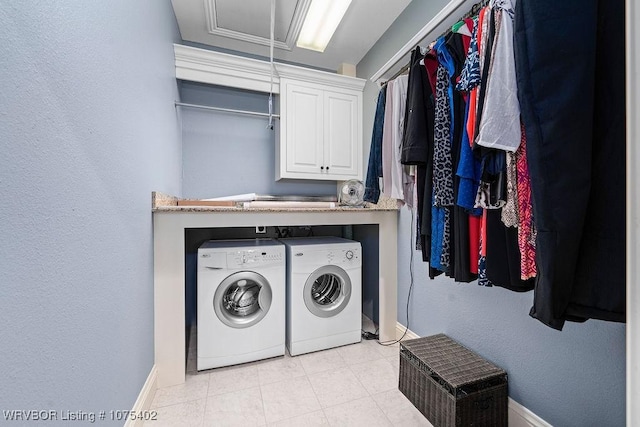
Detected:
left=469, top=215, right=481, bottom=275
left=430, top=33, right=466, bottom=275
left=416, top=167, right=431, bottom=263
left=452, top=205, right=475, bottom=282
left=461, top=18, right=475, bottom=49
left=515, top=127, right=536, bottom=280
left=476, top=0, right=520, bottom=152
left=477, top=209, right=493, bottom=287
left=424, top=49, right=439, bottom=96
left=456, top=97, right=482, bottom=213
left=447, top=31, right=476, bottom=283
left=381, top=80, right=394, bottom=199
left=515, top=0, right=625, bottom=329
left=432, top=64, right=455, bottom=208
left=400, top=47, right=433, bottom=246
left=464, top=8, right=484, bottom=146
left=430, top=199, right=448, bottom=272
left=390, top=75, right=409, bottom=202
left=456, top=17, right=481, bottom=93
left=501, top=151, right=519, bottom=227
left=430, top=62, right=453, bottom=271
left=485, top=209, right=535, bottom=292
left=401, top=48, right=435, bottom=166
left=473, top=6, right=497, bottom=145
left=420, top=47, right=442, bottom=277
left=456, top=100, right=482, bottom=280
left=404, top=166, right=415, bottom=210
left=400, top=48, right=437, bottom=264
left=472, top=7, right=509, bottom=217
left=364, top=85, right=387, bottom=204
left=474, top=150, right=507, bottom=209
left=440, top=208, right=452, bottom=269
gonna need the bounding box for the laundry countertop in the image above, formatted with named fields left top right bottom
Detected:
left=151, top=192, right=400, bottom=212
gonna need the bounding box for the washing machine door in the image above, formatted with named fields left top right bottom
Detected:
left=213, top=271, right=272, bottom=329
left=303, top=265, right=352, bottom=318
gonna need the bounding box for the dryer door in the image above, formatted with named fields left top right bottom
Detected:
left=213, top=271, right=272, bottom=329
left=303, top=265, right=352, bottom=318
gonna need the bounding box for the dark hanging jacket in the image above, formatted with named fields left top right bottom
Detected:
left=401, top=47, right=434, bottom=166
left=514, top=0, right=626, bottom=330
left=363, top=86, right=387, bottom=204
left=400, top=47, right=437, bottom=268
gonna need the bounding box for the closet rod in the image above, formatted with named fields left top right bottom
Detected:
left=432, top=0, right=488, bottom=42
left=371, top=0, right=484, bottom=83
left=382, top=64, right=411, bottom=86
left=175, top=102, right=280, bottom=119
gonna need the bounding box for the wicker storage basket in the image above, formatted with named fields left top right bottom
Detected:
left=399, top=334, right=508, bottom=427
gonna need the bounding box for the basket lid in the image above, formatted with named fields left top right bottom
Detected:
left=400, top=334, right=506, bottom=390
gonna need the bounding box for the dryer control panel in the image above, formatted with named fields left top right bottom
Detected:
left=325, top=247, right=361, bottom=267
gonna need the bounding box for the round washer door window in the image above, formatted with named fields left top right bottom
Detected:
left=303, top=265, right=351, bottom=318
left=213, top=271, right=272, bottom=329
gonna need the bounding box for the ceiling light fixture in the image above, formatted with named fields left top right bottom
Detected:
left=296, top=0, right=352, bottom=52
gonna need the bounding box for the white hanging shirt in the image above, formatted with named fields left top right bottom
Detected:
left=476, top=0, right=521, bottom=152
left=389, top=74, right=409, bottom=202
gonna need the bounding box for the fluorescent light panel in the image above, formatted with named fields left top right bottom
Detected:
left=296, top=0, right=352, bottom=52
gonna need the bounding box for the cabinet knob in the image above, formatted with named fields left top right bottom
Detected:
left=321, top=166, right=325, bottom=170
left=326, top=166, right=329, bottom=171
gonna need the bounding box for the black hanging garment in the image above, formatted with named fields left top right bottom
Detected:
left=401, top=47, right=434, bottom=166
left=446, top=32, right=476, bottom=283
left=514, top=0, right=626, bottom=329
left=400, top=47, right=436, bottom=269
left=485, top=210, right=535, bottom=292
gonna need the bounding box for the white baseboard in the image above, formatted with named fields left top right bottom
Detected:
left=124, top=364, right=158, bottom=427
left=395, top=323, right=552, bottom=427
left=395, top=322, right=420, bottom=340
left=508, top=398, right=553, bottom=427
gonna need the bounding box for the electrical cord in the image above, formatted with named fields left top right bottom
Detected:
left=376, top=206, right=415, bottom=347
left=362, top=332, right=378, bottom=340
left=275, top=226, right=292, bottom=238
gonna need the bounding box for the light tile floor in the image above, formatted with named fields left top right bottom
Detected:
left=146, top=317, right=432, bottom=427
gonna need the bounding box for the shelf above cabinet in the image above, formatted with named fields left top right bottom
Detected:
left=174, top=44, right=365, bottom=182
left=174, top=44, right=366, bottom=94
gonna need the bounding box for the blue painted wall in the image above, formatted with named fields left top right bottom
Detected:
left=357, top=1, right=626, bottom=426
left=180, top=81, right=337, bottom=199
left=0, top=1, right=182, bottom=423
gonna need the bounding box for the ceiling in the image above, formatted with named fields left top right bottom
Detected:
left=171, top=0, right=412, bottom=72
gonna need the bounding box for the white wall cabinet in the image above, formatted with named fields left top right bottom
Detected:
left=278, top=79, right=362, bottom=180
left=174, top=44, right=366, bottom=182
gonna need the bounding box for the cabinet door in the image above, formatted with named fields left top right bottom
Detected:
left=323, top=90, right=360, bottom=178
left=283, top=82, right=324, bottom=175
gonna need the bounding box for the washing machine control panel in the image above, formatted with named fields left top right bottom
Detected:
left=228, top=249, right=284, bottom=267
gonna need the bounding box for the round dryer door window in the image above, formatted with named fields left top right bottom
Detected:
left=304, top=265, right=352, bottom=318
left=213, top=271, right=272, bottom=329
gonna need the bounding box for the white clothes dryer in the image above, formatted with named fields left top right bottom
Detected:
left=281, top=237, right=362, bottom=356
left=197, top=239, right=285, bottom=370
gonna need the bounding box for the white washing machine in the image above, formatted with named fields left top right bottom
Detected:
left=281, top=237, right=362, bottom=356
left=197, top=239, right=285, bottom=370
